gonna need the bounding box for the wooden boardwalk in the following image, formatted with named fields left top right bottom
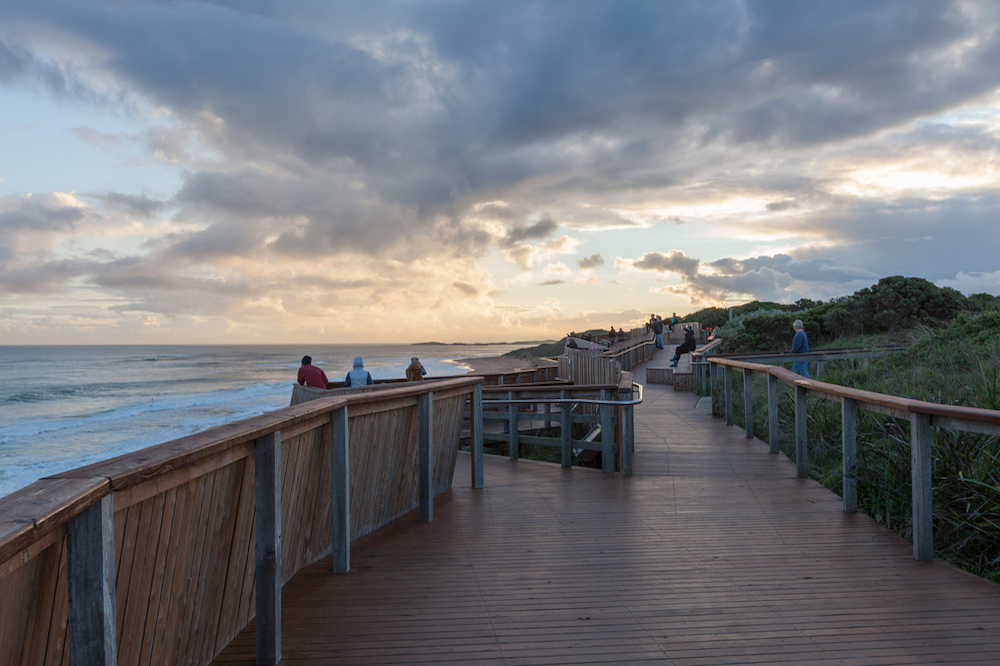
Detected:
left=213, top=352, right=1000, bottom=665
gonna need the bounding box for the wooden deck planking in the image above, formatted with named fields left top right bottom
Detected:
left=211, top=357, right=1000, bottom=665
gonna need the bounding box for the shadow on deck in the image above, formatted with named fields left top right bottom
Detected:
left=213, top=351, right=1000, bottom=665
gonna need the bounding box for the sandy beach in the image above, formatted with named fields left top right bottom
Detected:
left=455, top=355, right=535, bottom=375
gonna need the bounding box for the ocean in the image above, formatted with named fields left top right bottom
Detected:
left=0, top=343, right=523, bottom=499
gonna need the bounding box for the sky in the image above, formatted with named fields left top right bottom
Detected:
left=2, top=1, right=1000, bottom=344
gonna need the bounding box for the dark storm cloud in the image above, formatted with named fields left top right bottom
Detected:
left=9, top=0, right=996, bottom=241
left=4, top=0, right=1000, bottom=311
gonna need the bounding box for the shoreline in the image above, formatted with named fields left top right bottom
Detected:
left=453, top=355, right=536, bottom=375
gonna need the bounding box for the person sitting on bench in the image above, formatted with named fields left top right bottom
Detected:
left=670, top=327, right=697, bottom=367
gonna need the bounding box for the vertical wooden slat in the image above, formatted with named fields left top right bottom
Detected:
left=120, top=493, right=163, bottom=666
left=560, top=390, right=571, bottom=468
left=215, top=456, right=257, bottom=657
left=841, top=397, right=858, bottom=514
left=174, top=471, right=218, bottom=665
left=601, top=389, right=614, bottom=474
left=795, top=385, right=808, bottom=479
left=136, top=488, right=176, bottom=666
left=47, top=542, right=70, bottom=666
left=767, top=373, right=779, bottom=454
left=507, top=391, right=518, bottom=460
left=724, top=366, right=734, bottom=426
left=911, top=412, right=933, bottom=562
left=419, top=392, right=434, bottom=523
left=622, top=403, right=634, bottom=477
left=114, top=503, right=139, bottom=650
left=472, top=384, right=485, bottom=488
left=255, top=432, right=282, bottom=665
left=331, top=406, right=350, bottom=573
left=67, top=495, right=116, bottom=666
left=743, top=368, right=754, bottom=438
left=150, top=475, right=198, bottom=666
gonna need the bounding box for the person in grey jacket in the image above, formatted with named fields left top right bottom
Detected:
left=344, top=356, right=374, bottom=387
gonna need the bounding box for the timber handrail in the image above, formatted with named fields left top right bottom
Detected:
left=478, top=380, right=641, bottom=476
left=0, top=376, right=483, bottom=666
left=707, top=355, right=1000, bottom=565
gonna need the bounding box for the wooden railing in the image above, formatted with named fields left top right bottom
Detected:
left=480, top=374, right=641, bottom=476
left=605, top=332, right=656, bottom=371
left=564, top=348, right=623, bottom=385
left=707, top=357, right=1000, bottom=563
left=0, top=377, right=482, bottom=666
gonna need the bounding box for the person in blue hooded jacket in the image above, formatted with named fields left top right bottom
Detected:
left=790, top=319, right=810, bottom=378
left=344, top=356, right=374, bottom=387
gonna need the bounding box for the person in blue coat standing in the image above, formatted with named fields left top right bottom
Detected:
left=344, top=356, right=374, bottom=387
left=791, top=319, right=809, bottom=378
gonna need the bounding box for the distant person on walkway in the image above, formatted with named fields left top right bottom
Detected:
left=791, top=320, right=810, bottom=378
left=650, top=316, right=664, bottom=349
left=297, top=356, right=329, bottom=389
left=406, top=357, right=426, bottom=381
left=670, top=327, right=697, bottom=367
left=344, top=356, right=374, bottom=387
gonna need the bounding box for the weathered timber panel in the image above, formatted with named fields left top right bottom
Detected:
left=112, top=457, right=255, bottom=666
left=0, top=533, right=70, bottom=666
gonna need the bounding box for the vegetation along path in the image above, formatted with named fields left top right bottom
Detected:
left=213, top=350, right=1000, bottom=665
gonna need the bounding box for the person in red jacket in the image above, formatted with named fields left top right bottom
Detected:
left=297, top=356, right=329, bottom=388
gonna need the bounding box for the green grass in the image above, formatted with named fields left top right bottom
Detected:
left=712, top=311, right=1000, bottom=583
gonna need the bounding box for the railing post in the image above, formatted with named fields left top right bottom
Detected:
left=507, top=390, right=518, bottom=461
left=795, top=385, right=808, bottom=479
left=472, top=383, right=484, bottom=489
left=709, top=362, right=717, bottom=415
left=255, top=431, right=282, bottom=665
left=622, top=400, right=634, bottom=477
left=724, top=366, right=734, bottom=426
left=419, top=392, right=434, bottom=522
left=67, top=494, right=116, bottom=666
left=331, top=405, right=350, bottom=573
left=911, top=412, right=933, bottom=562
left=601, top=388, right=614, bottom=473
left=841, top=397, right=857, bottom=513
left=742, top=368, right=753, bottom=439
left=560, top=390, right=571, bottom=468
left=767, top=373, right=779, bottom=454
left=544, top=400, right=552, bottom=429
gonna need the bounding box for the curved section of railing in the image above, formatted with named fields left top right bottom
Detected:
left=706, top=356, right=1000, bottom=564
left=604, top=332, right=656, bottom=371
left=0, top=377, right=481, bottom=666
left=481, top=379, right=643, bottom=476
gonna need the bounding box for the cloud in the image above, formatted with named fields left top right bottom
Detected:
left=622, top=250, right=700, bottom=278
left=3, top=1, right=1000, bottom=340
left=937, top=271, right=1000, bottom=295
left=0, top=193, right=87, bottom=232
left=578, top=253, right=604, bottom=271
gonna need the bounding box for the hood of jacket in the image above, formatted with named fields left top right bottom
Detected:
left=353, top=356, right=364, bottom=369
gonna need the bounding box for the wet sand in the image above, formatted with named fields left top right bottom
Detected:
left=455, top=355, right=535, bottom=375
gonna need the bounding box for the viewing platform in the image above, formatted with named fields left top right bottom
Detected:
left=3, top=339, right=999, bottom=665
left=211, top=349, right=1000, bottom=665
